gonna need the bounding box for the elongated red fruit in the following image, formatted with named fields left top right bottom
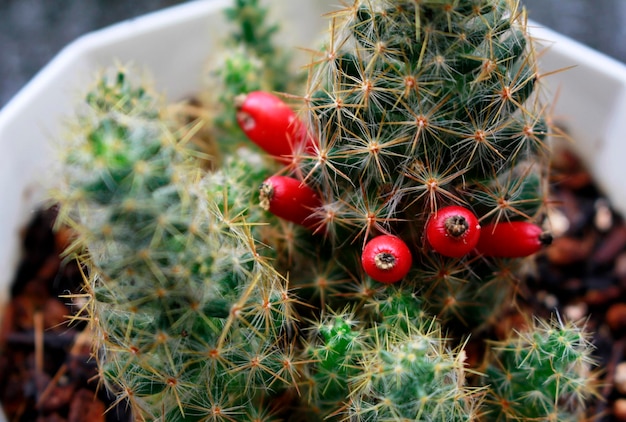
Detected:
left=425, top=205, right=481, bottom=258
left=259, top=175, right=321, bottom=228
left=361, top=235, right=413, bottom=284
left=235, top=91, right=316, bottom=162
left=476, top=221, right=552, bottom=258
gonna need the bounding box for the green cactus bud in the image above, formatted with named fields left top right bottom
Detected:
left=483, top=316, right=599, bottom=421
left=304, top=310, right=364, bottom=416
left=347, top=317, right=482, bottom=421
left=302, top=306, right=482, bottom=420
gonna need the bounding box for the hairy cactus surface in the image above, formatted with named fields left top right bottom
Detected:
left=55, top=70, right=298, bottom=420
left=483, top=316, right=599, bottom=421
left=51, top=0, right=601, bottom=421
left=300, top=292, right=483, bottom=420
left=292, top=0, right=551, bottom=330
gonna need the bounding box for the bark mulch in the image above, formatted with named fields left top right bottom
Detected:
left=2, top=143, right=626, bottom=420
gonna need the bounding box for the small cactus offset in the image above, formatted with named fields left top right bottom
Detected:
left=55, top=70, right=298, bottom=420
left=483, top=316, right=599, bottom=421
left=300, top=293, right=483, bottom=420
left=51, top=0, right=601, bottom=421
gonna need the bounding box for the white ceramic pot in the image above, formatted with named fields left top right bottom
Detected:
left=0, top=0, right=331, bottom=322
left=0, top=0, right=625, bottom=325
left=1, top=3, right=625, bottom=421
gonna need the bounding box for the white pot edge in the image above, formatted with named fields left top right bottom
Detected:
left=0, top=0, right=329, bottom=328
left=0, top=3, right=624, bottom=381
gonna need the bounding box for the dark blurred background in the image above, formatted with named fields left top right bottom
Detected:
left=1, top=0, right=625, bottom=109
left=523, top=0, right=626, bottom=63
left=0, top=0, right=186, bottom=108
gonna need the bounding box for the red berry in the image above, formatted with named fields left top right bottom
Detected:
left=425, top=205, right=481, bottom=258
left=361, top=235, right=413, bottom=284
left=235, top=91, right=316, bottom=162
left=476, top=221, right=552, bottom=258
left=259, top=175, right=321, bottom=228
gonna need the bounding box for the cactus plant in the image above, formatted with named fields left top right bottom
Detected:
left=302, top=305, right=483, bottom=421
left=483, top=315, right=599, bottom=421
left=292, top=0, right=552, bottom=329
left=52, top=0, right=600, bottom=421
left=54, top=69, right=300, bottom=420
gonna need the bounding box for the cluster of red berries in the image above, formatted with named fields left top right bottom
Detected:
left=361, top=208, right=552, bottom=284
left=236, top=91, right=552, bottom=285
left=236, top=91, right=322, bottom=230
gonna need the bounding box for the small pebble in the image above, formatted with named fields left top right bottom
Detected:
left=585, top=285, right=622, bottom=307
left=67, top=389, right=106, bottom=422
left=536, top=290, right=558, bottom=310
left=54, top=226, right=76, bottom=254
left=36, top=412, right=67, bottom=422
left=615, top=362, right=626, bottom=395
left=594, top=198, right=614, bottom=232
left=561, top=278, right=585, bottom=295
left=544, top=206, right=570, bottom=237
left=555, top=190, right=590, bottom=232
left=614, top=398, right=626, bottom=421
left=563, top=302, right=588, bottom=322
left=545, top=236, right=594, bottom=266
left=592, top=224, right=626, bottom=264
left=615, top=252, right=626, bottom=278
left=550, top=141, right=580, bottom=172
left=606, top=303, right=626, bottom=335
left=558, top=170, right=593, bottom=190
left=38, top=379, right=76, bottom=413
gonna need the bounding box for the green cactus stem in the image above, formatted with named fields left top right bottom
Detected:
left=55, top=69, right=299, bottom=420
left=482, top=315, right=599, bottom=421
left=49, top=0, right=601, bottom=420
left=289, top=0, right=550, bottom=330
